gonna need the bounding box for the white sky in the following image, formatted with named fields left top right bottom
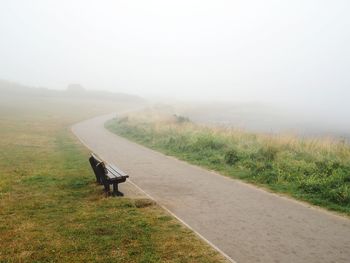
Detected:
left=0, top=0, right=350, bottom=116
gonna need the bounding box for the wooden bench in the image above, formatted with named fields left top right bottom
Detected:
left=89, top=153, right=129, bottom=196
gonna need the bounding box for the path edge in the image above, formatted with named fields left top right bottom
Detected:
left=70, top=123, right=238, bottom=263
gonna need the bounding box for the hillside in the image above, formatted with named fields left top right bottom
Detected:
left=0, top=79, right=145, bottom=104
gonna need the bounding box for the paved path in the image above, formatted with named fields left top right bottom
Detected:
left=72, top=114, right=350, bottom=263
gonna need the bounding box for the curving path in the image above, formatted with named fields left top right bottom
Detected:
left=72, top=114, right=350, bottom=263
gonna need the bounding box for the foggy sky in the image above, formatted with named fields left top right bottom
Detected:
left=1, top=0, right=350, bottom=118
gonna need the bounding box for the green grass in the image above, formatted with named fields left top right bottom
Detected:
left=0, top=97, right=226, bottom=262
left=106, top=113, right=350, bottom=216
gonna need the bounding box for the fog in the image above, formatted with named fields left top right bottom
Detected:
left=1, top=1, right=350, bottom=135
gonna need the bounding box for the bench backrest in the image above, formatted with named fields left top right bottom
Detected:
left=91, top=153, right=103, bottom=163
left=89, top=153, right=129, bottom=185
left=89, top=153, right=105, bottom=184
left=95, top=162, right=109, bottom=184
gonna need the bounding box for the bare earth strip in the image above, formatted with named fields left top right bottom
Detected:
left=72, top=114, right=350, bottom=263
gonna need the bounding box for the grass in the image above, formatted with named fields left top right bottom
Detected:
left=0, top=97, right=226, bottom=262
left=106, top=112, right=350, bottom=215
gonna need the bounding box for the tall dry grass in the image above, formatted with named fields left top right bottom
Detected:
left=107, top=112, right=350, bottom=215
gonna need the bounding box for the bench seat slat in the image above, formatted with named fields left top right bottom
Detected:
left=106, top=169, right=118, bottom=179
left=108, top=164, right=128, bottom=177
left=106, top=165, right=122, bottom=176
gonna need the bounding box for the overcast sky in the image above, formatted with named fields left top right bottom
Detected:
left=1, top=0, right=350, bottom=115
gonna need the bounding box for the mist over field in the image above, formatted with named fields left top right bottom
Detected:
left=176, top=102, right=350, bottom=139
left=1, top=1, right=349, bottom=137
left=1, top=81, right=349, bottom=141
left=2, top=2, right=350, bottom=262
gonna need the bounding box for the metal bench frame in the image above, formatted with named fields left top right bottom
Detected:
left=89, top=153, right=129, bottom=196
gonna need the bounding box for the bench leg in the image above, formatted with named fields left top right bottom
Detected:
left=112, top=183, right=124, bottom=196
left=97, top=177, right=103, bottom=185
left=103, top=183, right=110, bottom=193
left=94, top=174, right=99, bottom=184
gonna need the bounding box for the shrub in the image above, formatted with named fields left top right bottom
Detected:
left=117, top=116, right=129, bottom=123
left=174, top=114, right=190, bottom=123
left=328, top=185, right=350, bottom=204
left=256, top=145, right=279, bottom=162
left=190, top=134, right=225, bottom=151
left=315, top=159, right=341, bottom=176
left=298, top=176, right=326, bottom=194
left=224, top=149, right=240, bottom=165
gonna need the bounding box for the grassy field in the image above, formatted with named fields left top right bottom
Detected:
left=0, top=97, right=226, bottom=262
left=106, top=112, right=350, bottom=215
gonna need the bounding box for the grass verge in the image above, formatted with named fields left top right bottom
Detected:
left=106, top=113, right=350, bottom=215
left=0, top=98, right=226, bottom=262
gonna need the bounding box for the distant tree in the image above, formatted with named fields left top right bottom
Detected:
left=174, top=114, right=191, bottom=123
left=66, top=84, right=86, bottom=93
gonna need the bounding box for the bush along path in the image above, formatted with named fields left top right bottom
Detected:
left=106, top=115, right=350, bottom=215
